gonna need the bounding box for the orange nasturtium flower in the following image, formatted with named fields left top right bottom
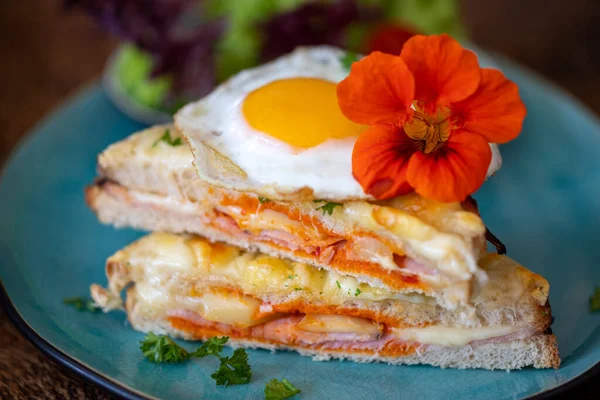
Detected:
left=337, top=34, right=526, bottom=202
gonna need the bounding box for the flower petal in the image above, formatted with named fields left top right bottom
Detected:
left=352, top=124, right=415, bottom=199
left=406, top=130, right=491, bottom=202
left=451, top=68, right=526, bottom=143
left=400, top=34, right=481, bottom=109
left=337, top=51, right=415, bottom=126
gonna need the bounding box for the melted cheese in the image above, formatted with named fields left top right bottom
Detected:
left=110, top=233, right=536, bottom=323
left=184, top=235, right=432, bottom=305
left=297, top=314, right=381, bottom=335
left=127, top=232, right=196, bottom=272
left=239, top=208, right=321, bottom=240
left=338, top=195, right=486, bottom=282
left=113, top=233, right=433, bottom=315
left=392, top=325, right=519, bottom=346
left=473, top=253, right=526, bottom=304
left=348, top=236, right=398, bottom=271
left=99, top=125, right=192, bottom=173
left=191, top=289, right=273, bottom=328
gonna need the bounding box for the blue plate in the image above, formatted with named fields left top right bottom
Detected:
left=1, top=55, right=600, bottom=399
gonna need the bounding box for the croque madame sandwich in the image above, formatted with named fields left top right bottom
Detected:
left=87, top=38, right=559, bottom=369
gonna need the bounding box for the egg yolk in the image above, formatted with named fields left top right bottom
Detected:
left=242, top=78, right=367, bottom=148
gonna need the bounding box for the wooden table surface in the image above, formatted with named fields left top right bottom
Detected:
left=0, top=0, right=598, bottom=398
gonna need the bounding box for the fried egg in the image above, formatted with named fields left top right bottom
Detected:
left=176, top=46, right=501, bottom=202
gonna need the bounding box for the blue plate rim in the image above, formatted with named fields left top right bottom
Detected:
left=0, top=281, right=151, bottom=400
left=2, top=280, right=598, bottom=400
left=1, top=61, right=599, bottom=399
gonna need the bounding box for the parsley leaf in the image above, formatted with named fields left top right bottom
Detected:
left=140, top=332, right=190, bottom=363
left=258, top=196, right=271, bottom=204
left=265, top=378, right=301, bottom=400
left=211, top=348, right=252, bottom=386
left=340, top=51, right=360, bottom=71
left=192, top=336, right=229, bottom=358
left=590, top=287, right=600, bottom=312
left=336, top=280, right=341, bottom=289
left=315, top=201, right=343, bottom=215
left=139, top=334, right=253, bottom=387
left=191, top=337, right=251, bottom=386
left=288, top=274, right=297, bottom=279
left=355, top=288, right=362, bottom=297
left=152, top=129, right=183, bottom=147
left=63, top=297, right=100, bottom=313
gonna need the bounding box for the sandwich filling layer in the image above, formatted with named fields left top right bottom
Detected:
left=164, top=312, right=529, bottom=356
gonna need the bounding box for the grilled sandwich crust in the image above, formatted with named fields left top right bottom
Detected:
left=92, top=124, right=488, bottom=309
left=122, top=288, right=560, bottom=370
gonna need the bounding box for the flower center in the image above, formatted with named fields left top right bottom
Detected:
left=404, top=106, right=451, bottom=154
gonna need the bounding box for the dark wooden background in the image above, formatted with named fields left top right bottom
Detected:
left=0, top=0, right=598, bottom=398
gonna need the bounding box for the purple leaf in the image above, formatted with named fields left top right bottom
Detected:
left=260, top=0, right=382, bottom=62
left=67, top=0, right=225, bottom=102
left=152, top=19, right=226, bottom=101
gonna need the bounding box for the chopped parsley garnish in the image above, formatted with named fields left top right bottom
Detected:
left=63, top=297, right=100, bottom=313
left=195, top=337, right=251, bottom=386
left=265, top=377, right=301, bottom=400
left=152, top=128, right=183, bottom=147
left=340, top=51, right=360, bottom=71
left=288, top=274, right=298, bottom=280
left=541, top=310, right=548, bottom=317
left=140, top=332, right=190, bottom=363
left=336, top=280, right=341, bottom=289
left=315, top=201, right=343, bottom=215
left=140, top=334, right=251, bottom=386
left=258, top=196, right=271, bottom=204
left=211, top=348, right=252, bottom=386
left=192, top=336, right=229, bottom=358
left=355, top=288, right=362, bottom=297
left=294, top=287, right=303, bottom=291
left=590, top=287, right=600, bottom=312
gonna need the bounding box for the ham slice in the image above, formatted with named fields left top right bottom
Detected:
left=168, top=311, right=382, bottom=346
left=318, top=239, right=347, bottom=263
left=403, top=258, right=438, bottom=275
left=259, top=230, right=307, bottom=252
left=167, top=310, right=236, bottom=335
